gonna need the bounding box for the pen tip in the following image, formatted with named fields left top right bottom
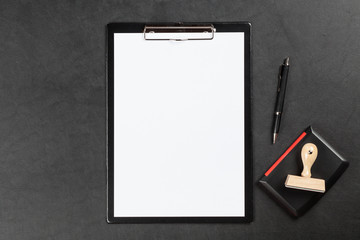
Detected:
left=273, top=133, right=278, bottom=144
left=284, top=57, right=290, bottom=66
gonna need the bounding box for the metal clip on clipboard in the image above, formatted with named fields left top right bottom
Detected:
left=143, top=25, right=216, bottom=41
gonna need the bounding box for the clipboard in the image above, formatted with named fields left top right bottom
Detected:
left=107, top=22, right=252, bottom=223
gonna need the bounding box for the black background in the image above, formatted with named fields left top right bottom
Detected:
left=0, top=1, right=359, bottom=239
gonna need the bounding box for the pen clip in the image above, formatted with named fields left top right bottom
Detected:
left=277, top=66, right=282, bottom=92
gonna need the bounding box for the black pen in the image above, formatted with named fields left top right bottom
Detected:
left=272, top=57, right=290, bottom=144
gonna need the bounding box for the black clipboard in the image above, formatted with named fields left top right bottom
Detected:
left=107, top=22, right=252, bottom=223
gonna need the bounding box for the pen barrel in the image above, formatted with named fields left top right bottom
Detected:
left=273, top=114, right=282, bottom=133
left=275, top=65, right=289, bottom=112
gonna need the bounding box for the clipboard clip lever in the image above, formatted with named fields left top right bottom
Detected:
left=144, top=25, right=216, bottom=41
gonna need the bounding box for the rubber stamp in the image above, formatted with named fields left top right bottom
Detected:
left=285, top=143, right=325, bottom=193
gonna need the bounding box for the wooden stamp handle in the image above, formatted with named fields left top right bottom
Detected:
left=301, top=143, right=318, bottom=178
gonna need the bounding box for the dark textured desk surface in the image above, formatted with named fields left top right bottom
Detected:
left=0, top=1, right=359, bottom=239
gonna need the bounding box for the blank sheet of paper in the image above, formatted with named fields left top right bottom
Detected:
left=113, top=32, right=245, bottom=217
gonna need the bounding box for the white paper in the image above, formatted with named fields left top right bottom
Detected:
left=113, top=32, right=245, bottom=217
